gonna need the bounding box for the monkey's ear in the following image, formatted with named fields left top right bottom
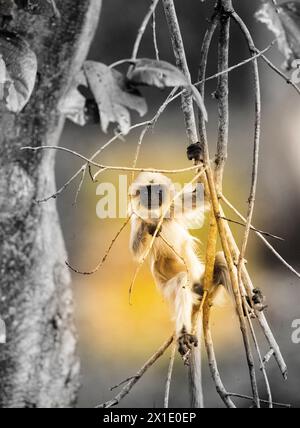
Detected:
left=128, top=183, right=140, bottom=197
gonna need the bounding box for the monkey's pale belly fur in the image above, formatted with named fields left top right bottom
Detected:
left=151, top=222, right=205, bottom=334
left=130, top=216, right=205, bottom=336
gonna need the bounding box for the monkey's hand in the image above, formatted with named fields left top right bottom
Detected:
left=178, top=331, right=198, bottom=361
left=147, top=223, right=162, bottom=237
left=187, top=142, right=204, bottom=163
left=252, top=288, right=267, bottom=312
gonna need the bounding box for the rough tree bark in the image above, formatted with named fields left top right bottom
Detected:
left=0, top=0, right=101, bottom=408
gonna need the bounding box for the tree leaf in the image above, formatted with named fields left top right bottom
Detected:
left=83, top=61, right=148, bottom=135
left=256, top=1, right=300, bottom=69
left=127, top=58, right=189, bottom=88
left=0, top=31, right=37, bottom=113
left=14, top=0, right=60, bottom=18
left=128, top=58, right=208, bottom=121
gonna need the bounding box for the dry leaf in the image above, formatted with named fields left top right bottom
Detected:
left=84, top=61, right=147, bottom=135
left=128, top=58, right=207, bottom=121
left=128, top=58, right=188, bottom=88
left=256, top=1, right=300, bottom=69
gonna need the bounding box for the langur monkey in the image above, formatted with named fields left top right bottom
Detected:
left=129, top=171, right=231, bottom=357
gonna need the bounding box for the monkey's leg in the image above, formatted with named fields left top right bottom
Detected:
left=163, top=273, right=198, bottom=357
left=191, top=252, right=232, bottom=308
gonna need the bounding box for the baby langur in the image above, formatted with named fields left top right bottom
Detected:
left=129, top=172, right=231, bottom=358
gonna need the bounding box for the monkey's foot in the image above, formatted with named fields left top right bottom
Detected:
left=178, top=332, right=198, bottom=360
left=187, top=142, right=204, bottom=162
left=252, top=288, right=267, bottom=312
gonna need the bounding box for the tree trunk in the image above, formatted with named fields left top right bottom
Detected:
left=0, top=0, right=101, bottom=408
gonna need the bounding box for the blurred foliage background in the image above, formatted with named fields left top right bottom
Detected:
left=54, top=0, right=300, bottom=408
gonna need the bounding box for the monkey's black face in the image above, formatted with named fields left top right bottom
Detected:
left=138, top=184, right=167, bottom=210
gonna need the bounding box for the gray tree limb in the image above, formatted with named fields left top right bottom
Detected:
left=0, top=0, right=101, bottom=408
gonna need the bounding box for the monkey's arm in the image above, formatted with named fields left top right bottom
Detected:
left=130, top=217, right=160, bottom=262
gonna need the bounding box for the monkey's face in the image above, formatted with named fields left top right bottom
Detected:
left=129, top=173, right=174, bottom=220
left=139, top=184, right=166, bottom=209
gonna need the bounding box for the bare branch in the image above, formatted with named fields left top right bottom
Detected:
left=243, top=297, right=273, bottom=408
left=152, top=9, right=160, bottom=60
left=97, top=335, right=174, bottom=408
left=219, top=216, right=284, bottom=241
left=215, top=0, right=231, bottom=192
left=165, top=41, right=276, bottom=116
left=232, top=12, right=262, bottom=324
left=259, top=53, right=300, bottom=96
left=22, top=146, right=200, bottom=175
left=228, top=393, right=291, bottom=408
left=163, top=0, right=198, bottom=144
left=73, top=166, right=87, bottom=206
left=132, top=0, right=161, bottom=60
left=220, top=214, right=288, bottom=379
left=164, top=343, right=176, bottom=408
left=66, top=217, right=131, bottom=275
left=203, top=303, right=236, bottom=408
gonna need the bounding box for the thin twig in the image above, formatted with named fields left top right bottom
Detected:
left=73, top=166, right=87, bottom=206
left=35, top=121, right=150, bottom=203
left=203, top=303, right=236, bottom=408
left=164, top=343, right=176, bottom=408
left=220, top=213, right=288, bottom=379
left=228, top=393, right=291, bottom=408
left=219, top=216, right=284, bottom=241
left=22, top=146, right=200, bottom=175
left=198, top=9, right=219, bottom=323
left=110, top=376, right=137, bottom=391
left=96, top=335, right=174, bottom=408
left=164, top=41, right=276, bottom=115
left=163, top=0, right=198, bottom=144
left=152, top=9, right=160, bottom=60
left=66, top=217, right=131, bottom=275
left=232, top=11, right=262, bottom=327
left=243, top=296, right=273, bottom=408
left=259, top=53, right=300, bottom=96
left=221, top=194, right=300, bottom=279
left=215, top=0, right=231, bottom=192
left=132, top=0, right=161, bottom=60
